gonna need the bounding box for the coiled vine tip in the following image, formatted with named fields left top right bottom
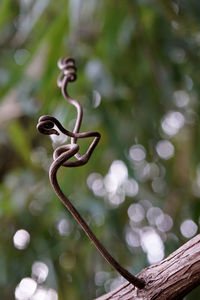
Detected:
left=36, top=57, right=145, bottom=289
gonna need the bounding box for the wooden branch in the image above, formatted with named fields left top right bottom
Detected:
left=95, top=234, right=200, bottom=300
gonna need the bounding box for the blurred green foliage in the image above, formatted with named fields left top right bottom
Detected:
left=1, top=0, right=200, bottom=299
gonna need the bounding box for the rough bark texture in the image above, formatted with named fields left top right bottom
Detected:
left=96, top=234, right=200, bottom=300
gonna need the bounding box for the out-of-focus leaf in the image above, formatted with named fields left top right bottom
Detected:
left=0, top=0, right=12, bottom=30
left=7, top=120, right=32, bottom=166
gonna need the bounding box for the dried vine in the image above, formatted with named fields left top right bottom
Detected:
left=37, top=57, right=145, bottom=289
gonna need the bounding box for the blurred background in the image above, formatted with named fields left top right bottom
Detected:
left=1, top=0, right=200, bottom=299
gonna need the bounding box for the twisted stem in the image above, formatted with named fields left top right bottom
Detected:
left=37, top=57, right=145, bottom=289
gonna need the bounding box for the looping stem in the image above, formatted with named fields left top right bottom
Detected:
left=37, top=57, right=146, bottom=289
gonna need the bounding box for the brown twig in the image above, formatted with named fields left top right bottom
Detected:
left=36, top=57, right=145, bottom=289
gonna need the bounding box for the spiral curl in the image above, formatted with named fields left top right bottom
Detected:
left=57, top=57, right=77, bottom=87
left=56, top=57, right=83, bottom=145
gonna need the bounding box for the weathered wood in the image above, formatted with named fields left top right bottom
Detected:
left=95, top=234, right=200, bottom=300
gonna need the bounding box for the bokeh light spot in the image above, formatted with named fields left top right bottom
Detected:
left=173, top=90, right=189, bottom=107
left=32, top=261, right=49, bottom=284
left=141, top=227, right=164, bottom=264
left=156, top=214, right=173, bottom=232
left=146, top=207, right=163, bottom=225
left=161, top=111, right=185, bottom=136
left=156, top=140, right=175, bottom=160
left=57, top=218, right=72, bottom=236
left=123, top=178, right=139, bottom=197
left=92, top=90, right=101, bottom=108
left=125, top=229, right=140, bottom=248
left=59, top=252, right=76, bottom=269
left=128, top=204, right=145, bottom=223
left=15, top=278, right=37, bottom=300
left=87, top=173, right=105, bottom=197
left=129, top=144, right=146, bottom=162
left=95, top=271, right=110, bottom=286
left=14, top=49, right=30, bottom=66
left=13, top=229, right=30, bottom=250
left=180, top=219, right=198, bottom=238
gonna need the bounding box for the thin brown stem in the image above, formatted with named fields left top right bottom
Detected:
left=49, top=150, right=145, bottom=288
left=37, top=56, right=145, bottom=289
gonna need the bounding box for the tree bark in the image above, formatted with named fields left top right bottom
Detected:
left=95, top=234, right=200, bottom=300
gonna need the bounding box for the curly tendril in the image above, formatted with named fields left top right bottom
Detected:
left=36, top=57, right=145, bottom=289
